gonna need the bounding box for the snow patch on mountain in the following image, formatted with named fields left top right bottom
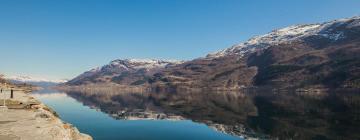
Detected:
left=109, top=59, right=183, bottom=70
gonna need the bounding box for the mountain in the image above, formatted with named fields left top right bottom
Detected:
left=66, top=59, right=183, bottom=86
left=207, top=18, right=353, bottom=58
left=5, top=75, right=67, bottom=87
left=65, top=16, right=360, bottom=90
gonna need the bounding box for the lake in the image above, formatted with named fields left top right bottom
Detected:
left=31, top=90, right=243, bottom=140
left=32, top=89, right=360, bottom=140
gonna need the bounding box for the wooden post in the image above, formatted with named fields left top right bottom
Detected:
left=10, top=89, right=13, bottom=99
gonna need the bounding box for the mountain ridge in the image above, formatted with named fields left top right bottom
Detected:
left=5, top=75, right=67, bottom=83
left=207, top=16, right=359, bottom=58
left=64, top=16, right=360, bottom=90
left=66, top=59, right=183, bottom=86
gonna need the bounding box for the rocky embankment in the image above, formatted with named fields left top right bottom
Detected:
left=0, top=87, right=92, bottom=140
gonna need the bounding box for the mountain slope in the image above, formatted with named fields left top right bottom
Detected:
left=207, top=17, right=359, bottom=58
left=66, top=59, right=182, bottom=86
left=65, top=16, right=360, bottom=89
left=150, top=16, right=360, bottom=89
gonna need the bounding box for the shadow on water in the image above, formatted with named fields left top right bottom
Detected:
left=34, top=88, right=360, bottom=140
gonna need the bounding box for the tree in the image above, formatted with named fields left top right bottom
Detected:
left=0, top=74, right=7, bottom=84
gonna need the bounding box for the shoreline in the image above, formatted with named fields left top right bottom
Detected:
left=55, top=83, right=355, bottom=94
left=0, top=87, right=92, bottom=140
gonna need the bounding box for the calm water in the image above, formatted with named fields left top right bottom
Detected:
left=32, top=89, right=360, bottom=140
left=31, top=90, right=242, bottom=140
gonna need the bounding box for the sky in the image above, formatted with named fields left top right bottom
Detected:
left=0, top=0, right=359, bottom=80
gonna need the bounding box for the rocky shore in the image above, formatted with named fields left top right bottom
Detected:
left=0, top=88, right=92, bottom=140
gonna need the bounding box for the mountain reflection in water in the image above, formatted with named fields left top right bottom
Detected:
left=59, top=89, right=359, bottom=140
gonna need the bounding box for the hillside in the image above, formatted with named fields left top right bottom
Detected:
left=66, top=59, right=182, bottom=86
left=64, top=16, right=360, bottom=90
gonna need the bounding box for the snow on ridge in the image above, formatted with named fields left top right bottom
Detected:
left=112, top=58, right=181, bottom=65
left=109, top=58, right=183, bottom=69
left=72, top=58, right=183, bottom=81
left=89, top=67, right=101, bottom=73
left=207, top=16, right=360, bottom=58
left=5, top=75, right=67, bottom=83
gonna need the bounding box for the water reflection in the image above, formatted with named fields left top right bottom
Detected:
left=58, top=89, right=359, bottom=140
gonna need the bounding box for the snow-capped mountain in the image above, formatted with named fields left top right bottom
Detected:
left=67, top=59, right=183, bottom=85
left=151, top=16, right=360, bottom=89
left=5, top=75, right=67, bottom=83
left=5, top=75, right=67, bottom=87
left=64, top=16, right=360, bottom=89
left=207, top=16, right=360, bottom=58
left=107, top=59, right=182, bottom=70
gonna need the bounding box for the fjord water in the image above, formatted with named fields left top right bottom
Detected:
left=32, top=89, right=360, bottom=140
left=31, top=90, right=242, bottom=140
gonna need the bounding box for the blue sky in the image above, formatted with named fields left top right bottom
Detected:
left=0, top=0, right=359, bottom=80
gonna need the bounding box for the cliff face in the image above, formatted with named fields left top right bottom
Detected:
left=65, top=16, right=360, bottom=90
